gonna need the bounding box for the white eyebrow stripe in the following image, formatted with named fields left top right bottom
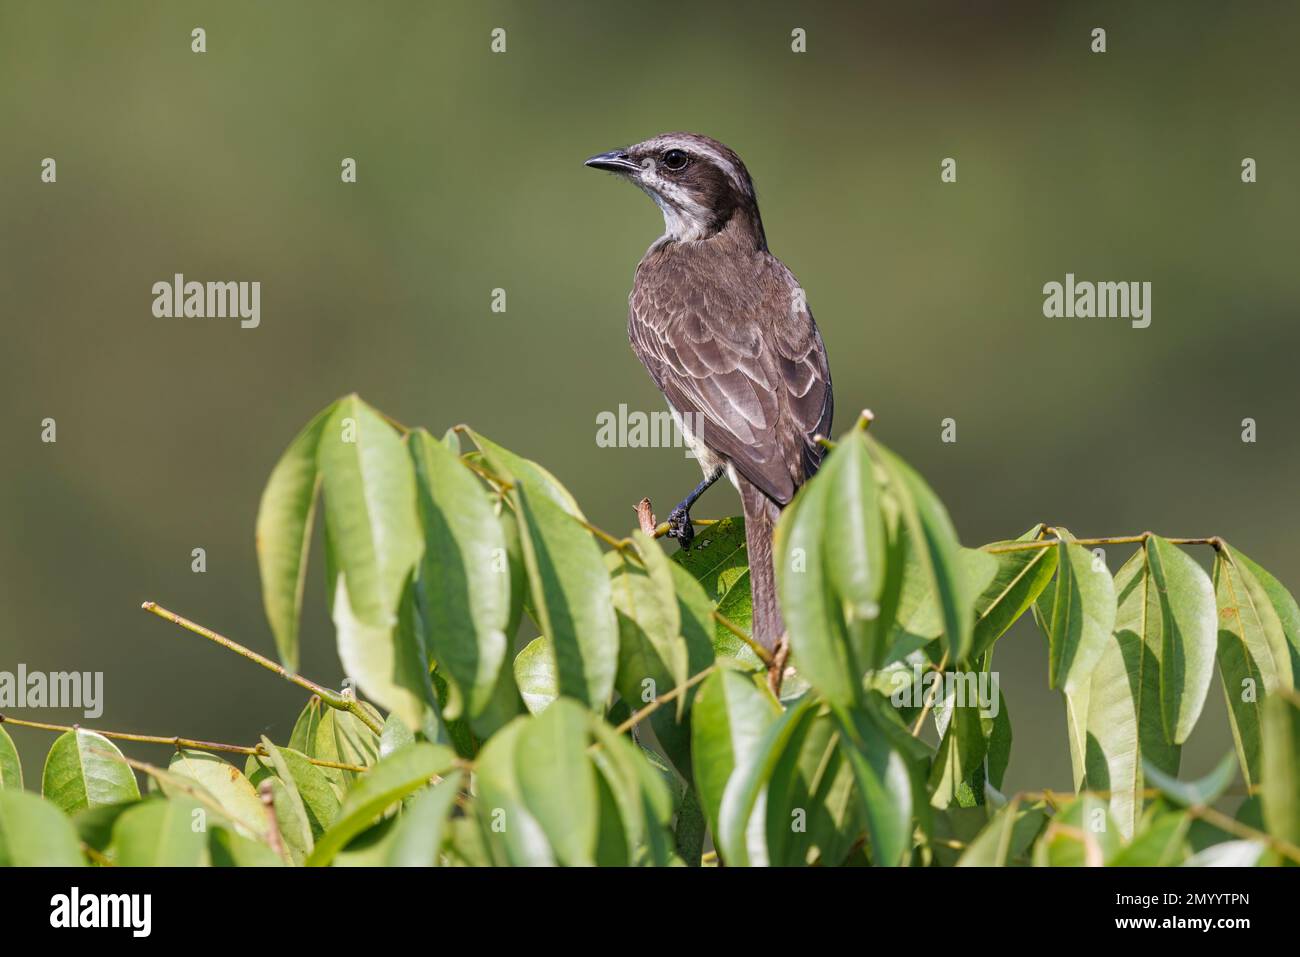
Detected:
left=643, top=135, right=752, bottom=198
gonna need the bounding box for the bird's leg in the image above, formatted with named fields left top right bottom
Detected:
left=666, top=466, right=724, bottom=551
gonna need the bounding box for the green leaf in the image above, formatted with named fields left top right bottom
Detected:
left=256, top=737, right=318, bottom=859
left=1110, top=805, right=1191, bottom=866
left=1214, top=545, right=1296, bottom=787
left=409, top=429, right=511, bottom=721
left=514, top=698, right=599, bottom=866
left=1072, top=549, right=1179, bottom=837
left=670, top=516, right=748, bottom=596
left=929, top=691, right=988, bottom=810
left=310, top=707, right=380, bottom=798
left=970, top=527, right=1058, bottom=658
left=1039, top=540, right=1116, bottom=692
left=514, top=636, right=558, bottom=714
left=1143, top=752, right=1237, bottom=808
left=0, top=790, right=86, bottom=865
left=775, top=432, right=876, bottom=705
left=610, top=545, right=687, bottom=706
left=112, top=797, right=207, bottom=867
left=764, top=708, right=862, bottom=866
left=209, top=826, right=285, bottom=866
left=869, top=438, right=973, bottom=663
left=956, top=800, right=1046, bottom=866
left=166, top=749, right=266, bottom=840
left=464, top=428, right=585, bottom=519
left=1260, top=691, right=1300, bottom=847
left=42, top=730, right=140, bottom=813
left=689, top=667, right=780, bottom=845
left=1183, top=840, right=1268, bottom=867
left=266, top=745, right=339, bottom=838
left=319, top=395, right=429, bottom=729
left=510, top=482, right=618, bottom=709
left=984, top=688, right=1012, bottom=791
left=255, top=401, right=333, bottom=670
left=713, top=569, right=762, bottom=666
left=1224, top=544, right=1300, bottom=675
left=833, top=704, right=915, bottom=867
left=384, top=771, right=464, bottom=866
left=0, top=724, right=21, bottom=789
left=474, top=718, right=555, bottom=866
left=718, top=698, right=819, bottom=867
left=1145, top=536, right=1216, bottom=744
left=288, top=696, right=322, bottom=753
left=587, top=715, right=675, bottom=866
left=306, top=742, right=456, bottom=866
left=1031, top=794, right=1121, bottom=866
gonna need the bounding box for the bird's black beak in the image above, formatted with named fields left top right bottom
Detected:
left=584, top=149, right=641, bottom=174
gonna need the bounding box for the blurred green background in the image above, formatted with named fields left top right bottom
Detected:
left=2, top=0, right=1297, bottom=794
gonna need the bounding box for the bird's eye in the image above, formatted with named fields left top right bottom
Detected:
left=662, top=149, right=689, bottom=171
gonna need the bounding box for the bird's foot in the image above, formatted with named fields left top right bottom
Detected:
left=665, top=502, right=695, bottom=551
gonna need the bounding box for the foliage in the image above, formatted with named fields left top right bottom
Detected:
left=2, top=395, right=1298, bottom=867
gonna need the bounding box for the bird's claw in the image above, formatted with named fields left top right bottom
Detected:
left=666, top=504, right=695, bottom=550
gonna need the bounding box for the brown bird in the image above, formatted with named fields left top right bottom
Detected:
left=585, top=132, right=833, bottom=652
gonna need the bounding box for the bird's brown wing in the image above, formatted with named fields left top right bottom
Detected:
left=629, top=251, right=832, bottom=506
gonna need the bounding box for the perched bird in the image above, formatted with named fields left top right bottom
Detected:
left=585, top=132, right=833, bottom=652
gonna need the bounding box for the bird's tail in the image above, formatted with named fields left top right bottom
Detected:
left=739, top=478, right=784, bottom=653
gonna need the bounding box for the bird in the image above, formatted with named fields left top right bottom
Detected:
left=585, top=132, right=833, bottom=653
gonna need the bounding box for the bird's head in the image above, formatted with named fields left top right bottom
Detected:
left=585, top=132, right=764, bottom=247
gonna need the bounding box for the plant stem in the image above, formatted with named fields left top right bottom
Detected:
left=139, top=602, right=385, bottom=735
left=910, top=653, right=950, bottom=736
left=612, top=664, right=720, bottom=736
left=713, top=610, right=774, bottom=667
left=984, top=532, right=1223, bottom=554
left=0, top=714, right=369, bottom=773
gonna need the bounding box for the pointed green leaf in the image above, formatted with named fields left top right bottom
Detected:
left=869, top=438, right=973, bottom=663
left=1146, top=536, right=1216, bottom=744
left=513, top=635, right=558, bottom=715
left=319, top=395, right=428, bottom=727
left=1040, top=540, right=1116, bottom=692
left=718, top=698, right=818, bottom=867
left=690, top=666, right=780, bottom=843
left=1261, top=690, right=1300, bottom=847
left=1143, top=752, right=1237, bottom=808
left=1214, top=545, right=1296, bottom=787
left=0, top=790, right=86, bottom=866
left=474, top=718, right=555, bottom=866
left=832, top=704, right=914, bottom=867
left=42, top=730, right=140, bottom=813
left=956, top=800, right=1046, bottom=866
left=209, top=826, right=286, bottom=866
left=970, top=527, right=1058, bottom=658
left=112, top=797, right=207, bottom=867
left=166, top=749, right=266, bottom=840
left=464, top=428, right=585, bottom=519
left=384, top=771, right=463, bottom=866
left=514, top=699, right=599, bottom=866
left=255, top=401, right=333, bottom=670
left=306, top=742, right=456, bottom=866
left=0, top=724, right=21, bottom=789
left=409, top=429, right=511, bottom=721
left=510, top=483, right=618, bottom=709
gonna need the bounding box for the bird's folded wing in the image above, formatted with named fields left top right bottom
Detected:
left=629, top=266, right=832, bottom=507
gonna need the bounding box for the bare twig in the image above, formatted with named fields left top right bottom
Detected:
left=0, top=713, right=369, bottom=773
left=139, top=602, right=384, bottom=735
